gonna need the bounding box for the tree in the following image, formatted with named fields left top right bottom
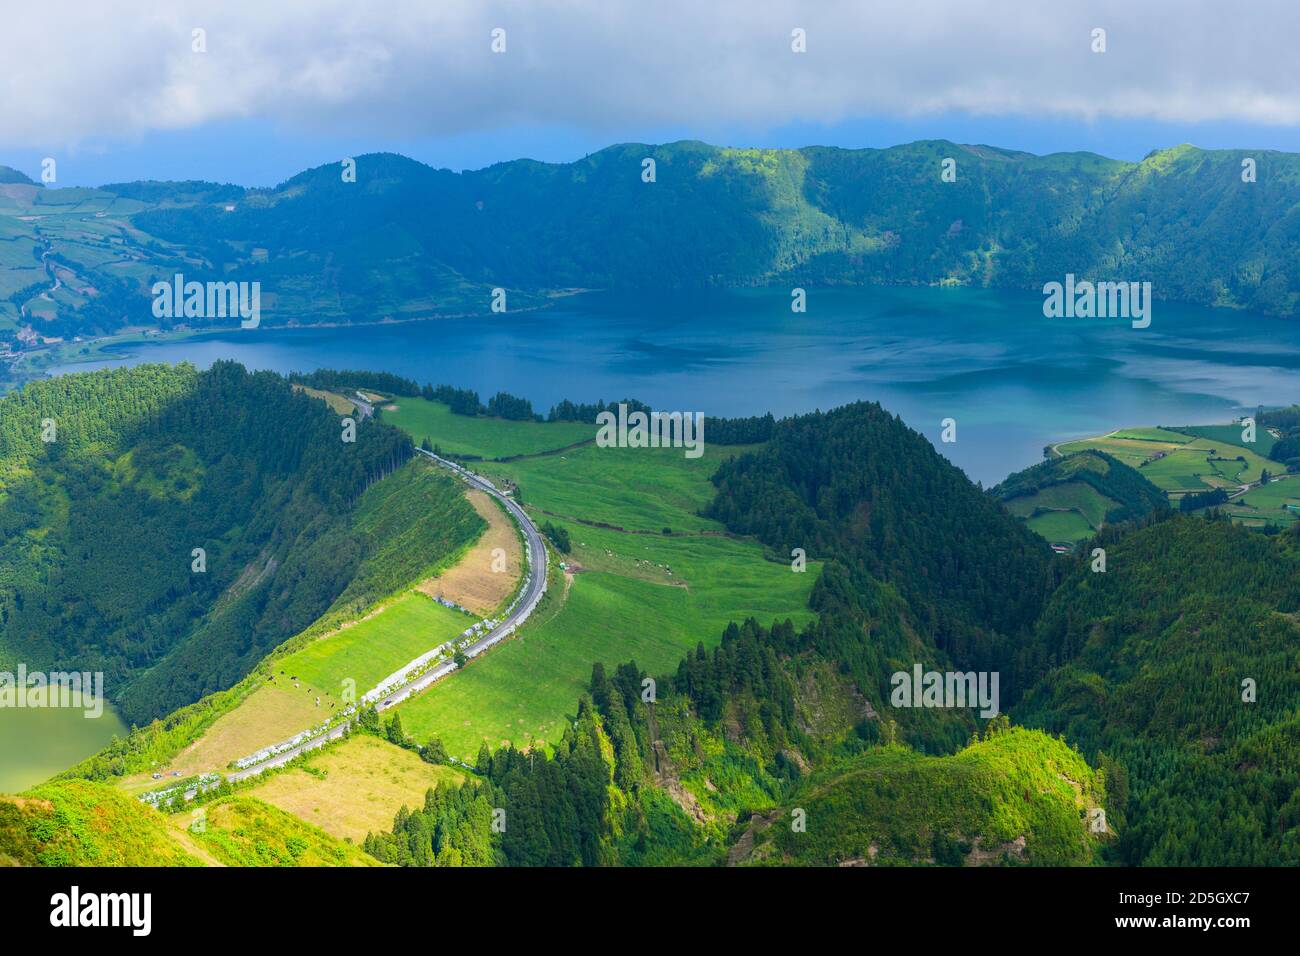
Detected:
left=385, top=713, right=407, bottom=747
left=423, top=737, right=449, bottom=764
left=357, top=704, right=381, bottom=735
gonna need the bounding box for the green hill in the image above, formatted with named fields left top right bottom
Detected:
left=0, top=779, right=373, bottom=866
left=992, top=450, right=1168, bottom=544
left=1015, top=514, right=1300, bottom=864
left=0, top=166, right=35, bottom=186
left=0, top=779, right=199, bottom=866
left=0, top=361, right=479, bottom=724
left=739, top=724, right=1108, bottom=866
left=707, top=400, right=1051, bottom=673
left=11, top=140, right=1300, bottom=344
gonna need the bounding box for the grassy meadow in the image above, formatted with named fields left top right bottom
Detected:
left=389, top=432, right=818, bottom=759
left=272, top=592, right=473, bottom=699
left=245, top=735, right=466, bottom=842
left=480, top=441, right=761, bottom=532
left=381, top=397, right=593, bottom=458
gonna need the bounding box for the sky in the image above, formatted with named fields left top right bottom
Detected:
left=4, top=0, right=1300, bottom=187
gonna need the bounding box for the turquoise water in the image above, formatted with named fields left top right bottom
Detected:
left=47, top=285, right=1300, bottom=486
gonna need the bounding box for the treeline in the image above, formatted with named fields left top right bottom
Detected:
left=548, top=397, right=775, bottom=444
left=290, top=369, right=421, bottom=397
left=288, top=372, right=777, bottom=443
left=1179, top=487, right=1228, bottom=511
left=1259, top=406, right=1300, bottom=468
left=546, top=397, right=652, bottom=423
left=364, top=699, right=613, bottom=866
left=423, top=384, right=537, bottom=421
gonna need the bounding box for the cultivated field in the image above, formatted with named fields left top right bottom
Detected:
left=1057, top=427, right=1276, bottom=494
left=417, top=488, right=522, bottom=615
left=1052, top=422, right=1295, bottom=527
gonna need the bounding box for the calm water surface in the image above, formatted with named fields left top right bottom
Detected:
left=48, top=286, right=1300, bottom=486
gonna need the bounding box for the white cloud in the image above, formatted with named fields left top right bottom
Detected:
left=3, top=0, right=1298, bottom=148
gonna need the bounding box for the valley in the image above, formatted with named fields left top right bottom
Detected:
left=3, top=365, right=1299, bottom=869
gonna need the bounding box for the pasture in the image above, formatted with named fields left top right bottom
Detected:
left=245, top=735, right=465, bottom=842
left=382, top=397, right=592, bottom=459
left=397, top=534, right=818, bottom=759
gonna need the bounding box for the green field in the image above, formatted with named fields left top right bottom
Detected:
left=1202, top=475, right=1300, bottom=528
left=393, top=437, right=818, bottom=759
left=271, top=592, right=474, bottom=702
left=480, top=442, right=756, bottom=533
left=1178, top=423, right=1278, bottom=457
left=1057, top=427, right=1277, bottom=494
left=1003, top=481, right=1118, bottom=530
left=397, top=525, right=819, bottom=758
left=381, top=398, right=593, bottom=459
left=1024, top=510, right=1096, bottom=544
left=1109, top=427, right=1194, bottom=444
left=1051, top=422, right=1297, bottom=529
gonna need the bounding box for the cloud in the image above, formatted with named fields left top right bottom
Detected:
left=3, top=0, right=1298, bottom=149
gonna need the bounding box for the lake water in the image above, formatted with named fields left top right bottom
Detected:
left=0, top=701, right=127, bottom=794
left=48, top=285, right=1300, bottom=486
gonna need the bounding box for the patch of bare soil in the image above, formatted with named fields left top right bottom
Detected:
left=417, top=489, right=522, bottom=615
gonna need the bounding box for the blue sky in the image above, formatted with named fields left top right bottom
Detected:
left=5, top=1, right=1300, bottom=187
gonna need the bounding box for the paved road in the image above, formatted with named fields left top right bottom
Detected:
left=221, top=449, right=547, bottom=783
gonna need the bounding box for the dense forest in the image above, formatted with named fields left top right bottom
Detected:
left=0, top=361, right=456, bottom=723
left=1260, top=404, right=1300, bottom=468
left=1014, top=513, right=1300, bottom=864
left=707, top=401, right=1053, bottom=671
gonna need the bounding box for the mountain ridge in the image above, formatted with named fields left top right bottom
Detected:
left=5, top=137, right=1300, bottom=353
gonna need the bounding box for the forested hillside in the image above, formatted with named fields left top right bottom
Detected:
left=11, top=140, right=1300, bottom=347
left=0, top=361, right=473, bottom=724
left=121, top=143, right=1300, bottom=320
left=361, top=618, right=1108, bottom=867
left=1014, top=513, right=1300, bottom=864
left=707, top=401, right=1052, bottom=671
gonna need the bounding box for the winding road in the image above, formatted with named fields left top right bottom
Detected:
left=217, top=449, right=548, bottom=783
